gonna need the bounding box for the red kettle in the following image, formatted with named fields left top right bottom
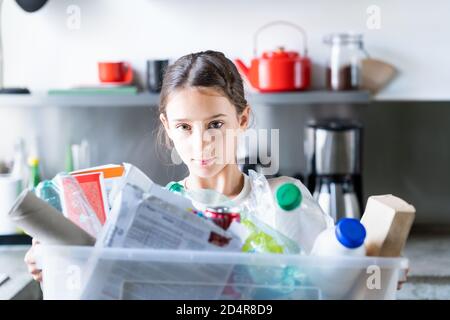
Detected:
left=235, top=21, right=311, bottom=93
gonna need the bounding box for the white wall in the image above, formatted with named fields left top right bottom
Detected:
left=2, top=0, right=450, bottom=100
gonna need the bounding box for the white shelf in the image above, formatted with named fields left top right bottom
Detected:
left=246, top=90, right=371, bottom=105
left=0, top=90, right=371, bottom=108
left=0, top=93, right=160, bottom=108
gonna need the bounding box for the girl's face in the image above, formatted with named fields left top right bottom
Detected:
left=160, top=87, right=250, bottom=178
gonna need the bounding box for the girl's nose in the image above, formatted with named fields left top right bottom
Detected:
left=192, top=126, right=207, bottom=154
left=192, top=126, right=216, bottom=157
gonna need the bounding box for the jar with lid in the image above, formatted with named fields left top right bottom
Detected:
left=324, top=33, right=367, bottom=91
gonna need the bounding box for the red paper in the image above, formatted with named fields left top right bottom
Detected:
left=73, top=172, right=108, bottom=225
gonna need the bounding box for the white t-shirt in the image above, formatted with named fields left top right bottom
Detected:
left=171, top=173, right=301, bottom=210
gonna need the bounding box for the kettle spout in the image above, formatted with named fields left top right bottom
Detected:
left=234, top=59, right=250, bottom=80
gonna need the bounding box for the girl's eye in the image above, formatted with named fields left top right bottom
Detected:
left=176, top=124, right=191, bottom=131
left=208, top=121, right=224, bottom=130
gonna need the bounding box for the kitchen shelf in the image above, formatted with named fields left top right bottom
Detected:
left=0, top=90, right=371, bottom=108
left=0, top=93, right=160, bottom=108
left=246, top=90, right=371, bottom=105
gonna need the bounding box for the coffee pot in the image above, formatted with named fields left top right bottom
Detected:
left=305, top=120, right=363, bottom=222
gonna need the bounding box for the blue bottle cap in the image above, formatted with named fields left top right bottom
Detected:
left=335, top=218, right=366, bottom=249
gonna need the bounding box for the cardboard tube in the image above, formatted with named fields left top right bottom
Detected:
left=8, top=190, right=95, bottom=246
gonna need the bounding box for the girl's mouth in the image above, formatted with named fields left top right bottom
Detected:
left=193, top=157, right=216, bottom=167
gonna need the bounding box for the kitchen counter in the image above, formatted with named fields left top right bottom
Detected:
left=397, top=227, right=450, bottom=300
left=0, top=246, right=42, bottom=300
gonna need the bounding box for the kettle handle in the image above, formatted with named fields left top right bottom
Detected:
left=253, top=20, right=308, bottom=57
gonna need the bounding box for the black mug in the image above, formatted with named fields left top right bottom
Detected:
left=147, top=60, right=169, bottom=93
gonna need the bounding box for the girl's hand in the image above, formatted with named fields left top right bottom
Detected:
left=24, top=238, right=42, bottom=283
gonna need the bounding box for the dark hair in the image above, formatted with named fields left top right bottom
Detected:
left=156, top=50, right=249, bottom=150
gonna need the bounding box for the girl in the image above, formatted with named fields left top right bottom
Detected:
left=157, top=50, right=297, bottom=207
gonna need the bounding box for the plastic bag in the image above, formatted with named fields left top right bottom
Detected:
left=176, top=186, right=300, bottom=254
left=166, top=177, right=304, bottom=299
left=167, top=178, right=298, bottom=254
left=243, top=170, right=334, bottom=254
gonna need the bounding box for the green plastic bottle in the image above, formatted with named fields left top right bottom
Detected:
left=28, top=157, right=41, bottom=190
left=166, top=182, right=185, bottom=195
left=276, top=183, right=303, bottom=211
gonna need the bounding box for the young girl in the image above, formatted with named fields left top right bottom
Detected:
left=158, top=50, right=298, bottom=208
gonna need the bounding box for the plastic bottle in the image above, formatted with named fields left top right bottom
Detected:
left=28, top=157, right=41, bottom=190
left=35, top=180, right=63, bottom=213
left=309, top=218, right=367, bottom=299
left=167, top=182, right=185, bottom=196
left=273, top=182, right=333, bottom=254
left=311, top=218, right=366, bottom=257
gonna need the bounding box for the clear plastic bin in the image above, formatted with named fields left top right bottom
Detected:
left=36, top=245, right=408, bottom=300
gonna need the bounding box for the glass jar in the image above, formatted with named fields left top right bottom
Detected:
left=324, top=33, right=366, bottom=91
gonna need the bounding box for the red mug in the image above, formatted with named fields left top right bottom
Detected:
left=98, top=62, right=133, bottom=84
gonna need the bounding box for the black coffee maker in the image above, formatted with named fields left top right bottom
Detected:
left=305, top=119, right=363, bottom=222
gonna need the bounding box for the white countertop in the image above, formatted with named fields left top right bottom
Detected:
left=397, top=228, right=450, bottom=300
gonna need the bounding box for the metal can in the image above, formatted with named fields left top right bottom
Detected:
left=204, top=206, right=241, bottom=231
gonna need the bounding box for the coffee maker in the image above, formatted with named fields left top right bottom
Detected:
left=305, top=120, right=363, bottom=222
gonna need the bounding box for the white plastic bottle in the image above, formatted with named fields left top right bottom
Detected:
left=311, top=218, right=367, bottom=257
left=273, top=182, right=334, bottom=254
left=310, top=218, right=367, bottom=299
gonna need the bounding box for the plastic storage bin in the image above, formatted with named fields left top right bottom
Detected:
left=36, top=245, right=408, bottom=300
